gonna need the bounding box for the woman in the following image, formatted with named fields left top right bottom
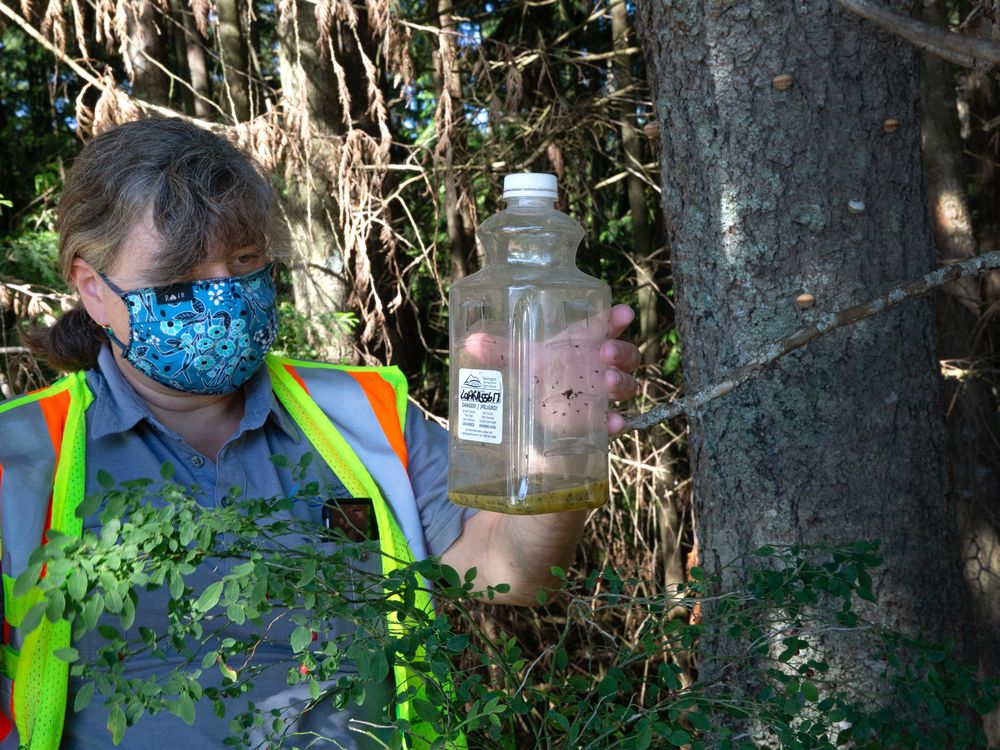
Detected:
left=0, top=117, right=640, bottom=748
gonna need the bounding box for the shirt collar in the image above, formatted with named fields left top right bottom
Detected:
left=87, top=346, right=299, bottom=442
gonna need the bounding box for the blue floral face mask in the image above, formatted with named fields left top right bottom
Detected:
left=100, top=264, right=279, bottom=395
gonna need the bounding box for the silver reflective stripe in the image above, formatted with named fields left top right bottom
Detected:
left=0, top=391, right=64, bottom=749
left=0, top=399, right=57, bottom=583
left=295, top=367, right=429, bottom=562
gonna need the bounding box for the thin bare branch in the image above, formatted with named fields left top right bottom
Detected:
left=625, top=252, right=1000, bottom=431
left=837, top=0, right=1000, bottom=68
left=0, top=0, right=218, bottom=127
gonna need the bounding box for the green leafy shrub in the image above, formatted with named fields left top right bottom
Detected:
left=1, top=230, right=63, bottom=290
left=15, top=472, right=999, bottom=749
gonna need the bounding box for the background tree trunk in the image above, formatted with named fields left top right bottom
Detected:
left=921, top=2, right=1000, bottom=741
left=430, top=0, right=478, bottom=281
left=634, top=0, right=967, bottom=716
left=216, top=0, right=252, bottom=120
left=173, top=0, right=212, bottom=118
left=276, top=2, right=358, bottom=362
left=126, top=0, right=170, bottom=104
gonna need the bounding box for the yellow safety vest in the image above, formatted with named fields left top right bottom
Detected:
left=0, top=354, right=457, bottom=749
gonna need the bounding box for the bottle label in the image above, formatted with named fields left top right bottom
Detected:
left=457, top=368, right=503, bottom=444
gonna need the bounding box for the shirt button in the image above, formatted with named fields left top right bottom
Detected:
left=190, top=455, right=205, bottom=468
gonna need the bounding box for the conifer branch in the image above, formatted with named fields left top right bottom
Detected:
left=836, top=0, right=1000, bottom=68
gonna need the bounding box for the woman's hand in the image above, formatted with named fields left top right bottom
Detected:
left=601, top=304, right=641, bottom=434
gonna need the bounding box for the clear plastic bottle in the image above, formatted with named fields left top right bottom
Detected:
left=448, top=173, right=611, bottom=514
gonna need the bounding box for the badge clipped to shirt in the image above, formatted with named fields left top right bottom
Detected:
left=321, top=498, right=379, bottom=543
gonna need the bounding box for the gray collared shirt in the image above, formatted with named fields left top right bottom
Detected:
left=61, top=347, right=470, bottom=749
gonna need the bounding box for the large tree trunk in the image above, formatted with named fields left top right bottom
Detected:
left=609, top=0, right=691, bottom=668
left=429, top=0, right=478, bottom=281
left=216, top=0, right=252, bottom=120
left=126, top=0, right=170, bottom=104
left=173, top=0, right=212, bottom=118
left=610, top=0, right=660, bottom=365
left=276, top=2, right=357, bottom=362
left=634, top=0, right=966, bottom=719
left=920, top=1, right=1000, bottom=742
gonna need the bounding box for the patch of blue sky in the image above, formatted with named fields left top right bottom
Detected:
left=457, top=21, right=481, bottom=48
left=468, top=106, right=489, bottom=133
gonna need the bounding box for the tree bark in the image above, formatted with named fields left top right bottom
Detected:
left=126, top=0, right=170, bottom=105
left=215, top=0, right=251, bottom=121
left=276, top=2, right=357, bottom=362
left=609, top=0, right=691, bottom=675
left=430, top=0, right=478, bottom=281
left=174, top=0, right=212, bottom=118
left=610, top=0, right=661, bottom=365
left=634, top=0, right=966, bottom=723
left=920, top=1, right=1000, bottom=743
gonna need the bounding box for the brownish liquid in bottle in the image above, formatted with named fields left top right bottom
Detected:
left=449, top=480, right=609, bottom=515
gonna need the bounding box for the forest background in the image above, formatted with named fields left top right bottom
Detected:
left=3, top=0, right=1000, bottom=745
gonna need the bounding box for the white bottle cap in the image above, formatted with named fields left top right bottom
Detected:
left=502, top=173, right=558, bottom=200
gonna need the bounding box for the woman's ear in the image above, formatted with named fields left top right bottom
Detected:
left=69, top=257, right=113, bottom=327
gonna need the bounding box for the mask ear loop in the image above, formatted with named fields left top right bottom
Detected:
left=97, top=272, right=132, bottom=356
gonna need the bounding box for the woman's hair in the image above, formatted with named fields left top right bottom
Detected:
left=24, top=117, right=287, bottom=373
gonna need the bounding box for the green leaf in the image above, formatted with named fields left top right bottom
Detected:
left=535, top=590, right=548, bottom=606
left=176, top=693, right=196, bottom=725
left=547, top=710, right=570, bottom=732
left=308, top=677, right=321, bottom=701
left=75, top=492, right=105, bottom=519
left=82, top=594, right=104, bottom=632
left=54, top=646, right=79, bottom=663
left=635, top=723, right=653, bottom=750
left=598, top=675, right=618, bottom=698
left=195, top=581, right=223, bottom=613
left=107, top=703, right=126, bottom=745
left=120, top=592, right=136, bottom=630
left=96, top=469, right=114, bottom=489
left=687, top=710, right=711, bottom=732
left=68, top=567, right=88, bottom=601
left=669, top=729, right=692, bottom=746
left=218, top=659, right=238, bottom=683
left=73, top=680, right=95, bottom=712
left=550, top=565, right=566, bottom=580
left=801, top=681, right=820, bottom=702
left=19, top=602, right=46, bottom=635
left=169, top=570, right=185, bottom=600
left=13, top=562, right=43, bottom=598
left=555, top=646, right=568, bottom=671
left=413, top=698, right=441, bottom=726
left=291, top=626, right=313, bottom=654
left=45, top=589, right=66, bottom=622
left=160, top=461, right=175, bottom=480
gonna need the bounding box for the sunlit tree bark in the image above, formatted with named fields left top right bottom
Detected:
left=635, top=0, right=968, bottom=727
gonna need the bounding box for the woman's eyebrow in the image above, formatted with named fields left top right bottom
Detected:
left=227, top=245, right=261, bottom=256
